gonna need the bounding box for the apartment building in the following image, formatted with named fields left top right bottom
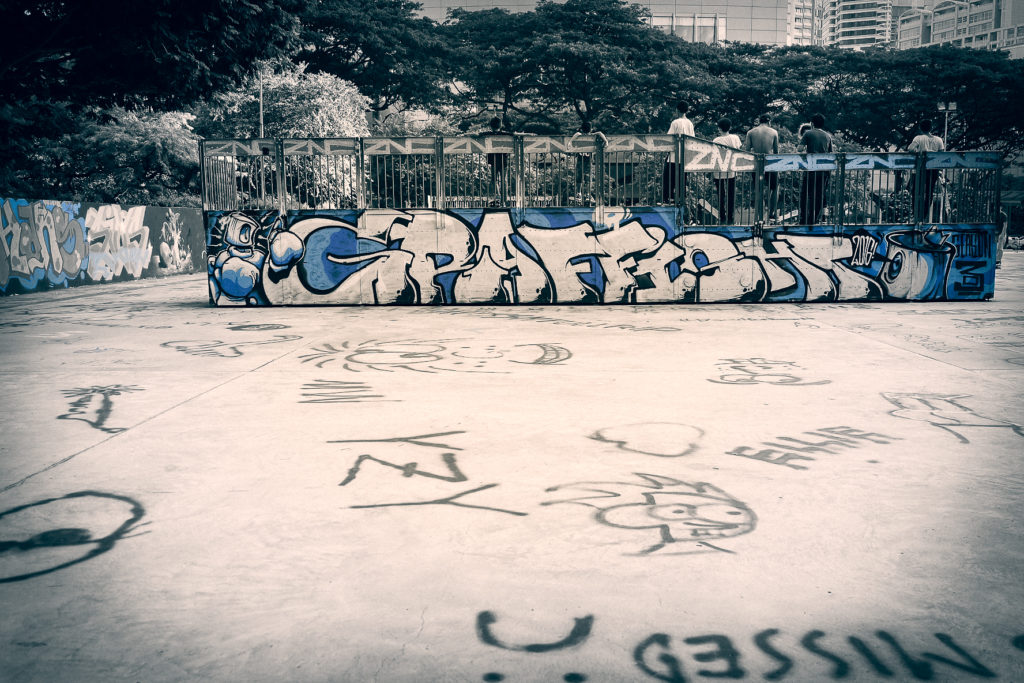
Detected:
left=420, top=0, right=818, bottom=46
left=897, top=0, right=1024, bottom=58
left=817, top=0, right=926, bottom=48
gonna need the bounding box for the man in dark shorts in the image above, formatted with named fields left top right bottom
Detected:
left=799, top=113, right=833, bottom=225
left=744, top=114, right=780, bottom=221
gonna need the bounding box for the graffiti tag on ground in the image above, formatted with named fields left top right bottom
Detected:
left=0, top=491, right=146, bottom=583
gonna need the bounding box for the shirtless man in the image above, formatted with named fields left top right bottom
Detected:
left=744, top=114, right=780, bottom=220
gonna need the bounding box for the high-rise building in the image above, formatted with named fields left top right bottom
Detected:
left=816, top=0, right=929, bottom=48
left=820, top=0, right=895, bottom=48
left=420, top=1, right=818, bottom=46
left=790, top=0, right=819, bottom=43
left=897, top=0, right=1024, bottom=58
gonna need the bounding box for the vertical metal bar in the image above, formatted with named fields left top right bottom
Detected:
left=753, top=153, right=764, bottom=226
left=676, top=135, right=685, bottom=209
left=357, top=139, right=366, bottom=210
left=914, top=152, right=926, bottom=225
left=514, top=134, right=525, bottom=209
left=275, top=139, right=286, bottom=214
left=995, top=157, right=1003, bottom=228
left=835, top=152, right=846, bottom=234
left=199, top=141, right=209, bottom=211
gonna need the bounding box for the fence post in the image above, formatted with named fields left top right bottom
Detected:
left=677, top=135, right=686, bottom=211
left=753, top=153, right=764, bottom=227
left=356, top=138, right=366, bottom=211
left=275, top=138, right=287, bottom=215
left=514, top=134, right=525, bottom=209
left=434, top=136, right=445, bottom=210
left=595, top=133, right=606, bottom=213
left=834, top=152, right=846, bottom=242
left=199, top=141, right=208, bottom=212
left=914, top=152, right=926, bottom=225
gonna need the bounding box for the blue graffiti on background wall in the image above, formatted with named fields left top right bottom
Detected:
left=1, top=199, right=88, bottom=291
left=205, top=208, right=995, bottom=306
left=2, top=198, right=204, bottom=295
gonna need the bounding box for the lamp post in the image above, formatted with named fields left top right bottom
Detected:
left=937, top=101, right=957, bottom=147
left=259, top=67, right=265, bottom=139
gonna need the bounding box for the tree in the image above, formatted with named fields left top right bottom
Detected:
left=1, top=106, right=202, bottom=206
left=0, top=0, right=307, bottom=109
left=72, top=108, right=203, bottom=206
left=196, top=63, right=371, bottom=139
left=788, top=46, right=1024, bottom=154
left=529, top=0, right=675, bottom=133
left=294, top=0, right=447, bottom=111
left=0, top=0, right=307, bottom=201
left=194, top=64, right=372, bottom=209
left=442, top=8, right=542, bottom=130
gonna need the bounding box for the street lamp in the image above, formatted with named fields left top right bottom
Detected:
left=937, top=101, right=957, bottom=147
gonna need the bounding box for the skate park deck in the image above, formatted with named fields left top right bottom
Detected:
left=1, top=254, right=1023, bottom=681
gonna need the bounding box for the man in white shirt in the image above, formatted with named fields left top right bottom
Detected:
left=712, top=118, right=743, bottom=224
left=908, top=119, right=945, bottom=221
left=662, top=101, right=694, bottom=203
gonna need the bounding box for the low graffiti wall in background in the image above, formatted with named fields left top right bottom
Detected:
left=0, top=198, right=205, bottom=295
left=206, top=208, right=997, bottom=306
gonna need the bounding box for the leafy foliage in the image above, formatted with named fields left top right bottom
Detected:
left=2, top=0, right=1022, bottom=206
left=2, top=105, right=202, bottom=206
left=0, top=0, right=307, bottom=109
left=294, top=0, right=446, bottom=111
left=195, top=63, right=371, bottom=139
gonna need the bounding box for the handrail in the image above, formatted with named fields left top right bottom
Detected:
left=199, top=135, right=1003, bottom=227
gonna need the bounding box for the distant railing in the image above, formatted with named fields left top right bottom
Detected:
left=200, top=136, right=1002, bottom=226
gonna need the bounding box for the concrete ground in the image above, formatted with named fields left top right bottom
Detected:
left=1, top=255, right=1023, bottom=683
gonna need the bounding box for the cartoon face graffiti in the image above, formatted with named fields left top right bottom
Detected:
left=881, top=231, right=955, bottom=300
left=543, top=474, right=756, bottom=555
left=599, top=491, right=756, bottom=552
left=208, top=212, right=272, bottom=303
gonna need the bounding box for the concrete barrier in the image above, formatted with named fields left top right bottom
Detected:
left=0, top=198, right=205, bottom=295
left=206, top=207, right=998, bottom=305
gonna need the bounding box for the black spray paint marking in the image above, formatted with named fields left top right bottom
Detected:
left=332, top=431, right=469, bottom=485
left=338, top=453, right=468, bottom=486
left=333, top=431, right=525, bottom=515
left=589, top=423, right=705, bottom=458
left=227, top=323, right=291, bottom=331
left=330, top=430, right=467, bottom=451
left=299, top=380, right=393, bottom=404
left=299, top=339, right=571, bottom=373
left=0, top=491, right=145, bottom=583
left=632, top=629, right=997, bottom=681
left=727, top=426, right=901, bottom=470
left=57, top=385, right=143, bottom=434
left=477, top=611, right=594, bottom=652
left=349, top=483, right=527, bottom=517
left=478, top=611, right=593, bottom=682
left=544, top=473, right=755, bottom=556
left=161, top=335, right=302, bottom=358
left=709, top=357, right=831, bottom=386
left=882, top=393, right=1024, bottom=444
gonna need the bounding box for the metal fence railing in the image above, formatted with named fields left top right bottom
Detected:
left=201, top=136, right=1003, bottom=226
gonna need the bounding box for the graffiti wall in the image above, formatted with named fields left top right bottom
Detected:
left=206, top=207, right=997, bottom=305
left=0, top=198, right=205, bottom=295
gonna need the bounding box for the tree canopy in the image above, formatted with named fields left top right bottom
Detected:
left=293, top=0, right=447, bottom=111
left=2, top=0, right=1023, bottom=204
left=0, top=0, right=307, bottom=108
